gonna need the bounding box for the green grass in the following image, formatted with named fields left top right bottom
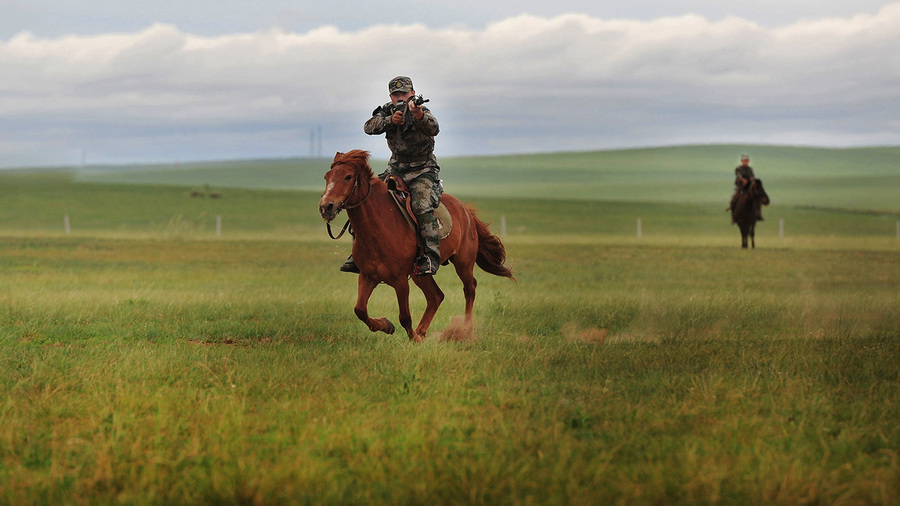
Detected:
left=2, top=237, right=898, bottom=504
left=2, top=146, right=899, bottom=504
left=6, top=168, right=900, bottom=248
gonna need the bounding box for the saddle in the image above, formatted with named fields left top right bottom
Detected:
left=384, top=174, right=452, bottom=239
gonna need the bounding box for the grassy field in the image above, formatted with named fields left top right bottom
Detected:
left=2, top=146, right=899, bottom=504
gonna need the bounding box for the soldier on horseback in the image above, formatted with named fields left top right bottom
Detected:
left=341, top=76, right=442, bottom=276
left=730, top=153, right=764, bottom=223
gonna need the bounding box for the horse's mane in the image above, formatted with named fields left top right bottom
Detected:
left=332, top=150, right=375, bottom=181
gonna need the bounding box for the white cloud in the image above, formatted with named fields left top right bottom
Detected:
left=1, top=4, right=899, bottom=166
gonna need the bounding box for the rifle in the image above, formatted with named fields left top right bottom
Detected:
left=392, top=94, right=430, bottom=114
left=388, top=95, right=430, bottom=131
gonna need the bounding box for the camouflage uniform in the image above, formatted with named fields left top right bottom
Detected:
left=734, top=163, right=756, bottom=189
left=363, top=76, right=443, bottom=275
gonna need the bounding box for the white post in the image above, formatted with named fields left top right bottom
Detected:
left=64, top=215, right=71, bottom=235
left=779, top=218, right=784, bottom=240
left=216, top=215, right=222, bottom=236
left=500, top=215, right=506, bottom=236
left=636, top=218, right=642, bottom=238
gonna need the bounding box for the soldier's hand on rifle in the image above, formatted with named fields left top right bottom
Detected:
left=391, top=108, right=405, bottom=125
left=408, top=99, right=424, bottom=120
left=388, top=94, right=427, bottom=125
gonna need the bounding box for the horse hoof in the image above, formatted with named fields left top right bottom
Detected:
left=383, top=320, right=395, bottom=335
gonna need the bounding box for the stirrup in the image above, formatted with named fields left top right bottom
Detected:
left=414, top=256, right=437, bottom=276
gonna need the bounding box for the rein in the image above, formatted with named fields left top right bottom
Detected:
left=327, top=219, right=351, bottom=240
left=325, top=162, right=372, bottom=240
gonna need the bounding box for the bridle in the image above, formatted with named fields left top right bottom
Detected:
left=326, top=161, right=372, bottom=240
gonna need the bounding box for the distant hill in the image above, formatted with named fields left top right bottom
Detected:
left=72, top=145, right=900, bottom=213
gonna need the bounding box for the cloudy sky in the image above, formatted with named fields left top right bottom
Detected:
left=1, top=1, right=898, bottom=167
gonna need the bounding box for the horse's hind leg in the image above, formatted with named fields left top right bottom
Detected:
left=355, top=275, right=395, bottom=335
left=453, top=259, right=477, bottom=338
left=444, top=217, right=479, bottom=340
left=750, top=223, right=756, bottom=249
left=411, top=275, right=444, bottom=341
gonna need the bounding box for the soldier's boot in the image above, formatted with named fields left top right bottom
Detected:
left=339, top=234, right=360, bottom=273
left=729, top=192, right=739, bottom=223
left=340, top=255, right=359, bottom=273
left=414, top=211, right=441, bottom=276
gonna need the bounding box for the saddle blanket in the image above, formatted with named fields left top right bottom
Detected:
left=388, top=189, right=452, bottom=240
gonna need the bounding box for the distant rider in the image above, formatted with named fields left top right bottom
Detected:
left=730, top=153, right=764, bottom=222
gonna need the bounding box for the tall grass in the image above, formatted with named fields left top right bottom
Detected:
left=2, top=234, right=898, bottom=504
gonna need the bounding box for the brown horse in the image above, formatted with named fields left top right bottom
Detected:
left=318, top=150, right=515, bottom=342
left=732, top=178, right=770, bottom=249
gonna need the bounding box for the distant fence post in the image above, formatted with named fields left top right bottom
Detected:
left=216, top=215, right=222, bottom=236
left=500, top=215, right=506, bottom=236
left=896, top=221, right=899, bottom=240
left=779, top=218, right=784, bottom=240
left=64, top=215, right=71, bottom=235
left=636, top=218, right=642, bottom=238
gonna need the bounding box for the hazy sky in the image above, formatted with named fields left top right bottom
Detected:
left=1, top=1, right=898, bottom=166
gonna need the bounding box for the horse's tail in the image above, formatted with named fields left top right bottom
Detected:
left=470, top=208, right=515, bottom=281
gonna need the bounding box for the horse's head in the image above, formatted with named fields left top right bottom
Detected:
left=319, top=150, right=374, bottom=222
left=754, top=178, right=770, bottom=206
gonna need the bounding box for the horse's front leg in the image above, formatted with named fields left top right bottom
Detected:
left=391, top=278, right=418, bottom=342
left=411, top=275, right=445, bottom=341
left=355, top=274, right=395, bottom=335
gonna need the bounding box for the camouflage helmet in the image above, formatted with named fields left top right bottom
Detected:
left=740, top=153, right=750, bottom=161
left=388, top=76, right=414, bottom=94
